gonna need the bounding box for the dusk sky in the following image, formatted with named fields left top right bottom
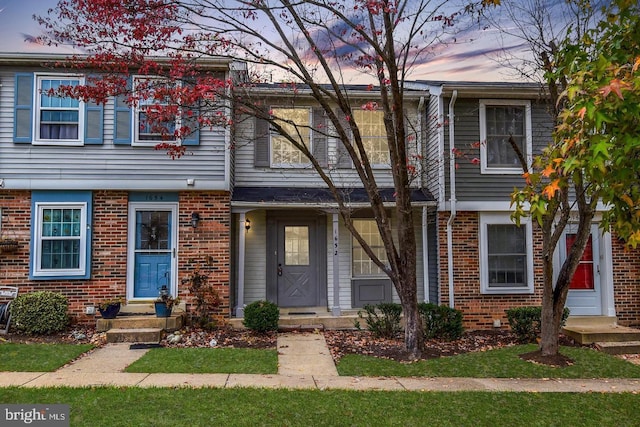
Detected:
left=0, top=0, right=532, bottom=82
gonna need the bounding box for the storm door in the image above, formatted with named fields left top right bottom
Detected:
left=562, top=225, right=602, bottom=315
left=127, top=203, right=178, bottom=299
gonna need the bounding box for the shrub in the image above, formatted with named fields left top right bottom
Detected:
left=358, top=303, right=403, bottom=339
left=242, top=300, right=279, bottom=333
left=184, top=269, right=220, bottom=330
left=506, top=306, right=570, bottom=343
left=10, top=291, right=69, bottom=335
left=418, top=302, right=464, bottom=340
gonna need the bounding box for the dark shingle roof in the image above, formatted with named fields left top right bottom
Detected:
left=231, top=187, right=434, bottom=205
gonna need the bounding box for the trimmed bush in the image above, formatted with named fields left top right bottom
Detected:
left=242, top=300, right=279, bottom=333
left=358, top=303, right=403, bottom=339
left=506, top=306, right=570, bottom=343
left=10, top=291, right=69, bottom=335
left=418, top=302, right=464, bottom=340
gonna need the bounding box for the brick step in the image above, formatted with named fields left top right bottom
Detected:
left=595, top=341, right=640, bottom=355
left=97, top=314, right=184, bottom=332
left=106, top=328, right=163, bottom=343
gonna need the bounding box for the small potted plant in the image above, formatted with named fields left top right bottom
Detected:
left=97, top=297, right=124, bottom=319
left=154, top=286, right=180, bottom=318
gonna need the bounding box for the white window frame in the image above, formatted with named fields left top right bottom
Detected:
left=352, top=219, right=388, bottom=277
left=133, top=76, right=182, bottom=146
left=33, top=202, right=88, bottom=277
left=270, top=106, right=312, bottom=168
left=352, top=109, right=390, bottom=168
left=479, top=99, right=532, bottom=174
left=479, top=212, right=533, bottom=294
left=34, top=73, right=85, bottom=146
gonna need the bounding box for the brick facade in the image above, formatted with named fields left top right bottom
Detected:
left=437, top=211, right=543, bottom=329
left=611, top=236, right=640, bottom=327
left=0, top=190, right=230, bottom=325
left=437, top=211, right=640, bottom=329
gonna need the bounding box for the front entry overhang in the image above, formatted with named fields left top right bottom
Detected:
left=231, top=187, right=436, bottom=318
left=231, top=186, right=436, bottom=209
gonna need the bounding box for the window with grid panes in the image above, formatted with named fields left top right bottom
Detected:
left=270, top=107, right=311, bottom=165
left=352, top=219, right=386, bottom=276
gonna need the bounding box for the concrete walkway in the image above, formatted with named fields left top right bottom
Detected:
left=277, top=332, right=338, bottom=376
left=2, top=332, right=640, bottom=392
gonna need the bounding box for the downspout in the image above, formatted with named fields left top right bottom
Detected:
left=418, top=96, right=430, bottom=303
left=446, top=90, right=458, bottom=308
left=422, top=206, right=429, bottom=302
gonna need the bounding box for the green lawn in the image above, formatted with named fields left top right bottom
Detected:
left=0, top=343, right=93, bottom=372
left=125, top=347, right=278, bottom=374
left=1, top=387, right=638, bottom=426
left=337, top=345, right=640, bottom=378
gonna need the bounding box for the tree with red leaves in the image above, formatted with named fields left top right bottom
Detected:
left=37, top=0, right=496, bottom=359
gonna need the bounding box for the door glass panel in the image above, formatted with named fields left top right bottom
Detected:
left=566, top=234, right=595, bottom=290
left=284, top=226, right=309, bottom=265
left=136, top=211, right=171, bottom=250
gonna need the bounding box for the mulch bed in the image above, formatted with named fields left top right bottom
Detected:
left=325, top=329, right=524, bottom=362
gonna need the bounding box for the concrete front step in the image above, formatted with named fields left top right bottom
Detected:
left=595, top=341, right=640, bottom=355
left=97, top=314, right=184, bottom=332
left=562, top=324, right=640, bottom=344
left=563, top=325, right=640, bottom=344
left=228, top=312, right=360, bottom=330
left=564, top=316, right=618, bottom=328
left=106, top=328, right=163, bottom=343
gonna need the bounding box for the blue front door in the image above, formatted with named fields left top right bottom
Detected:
left=133, top=210, right=173, bottom=298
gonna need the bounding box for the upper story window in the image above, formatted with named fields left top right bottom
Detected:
left=270, top=107, right=311, bottom=166
left=35, top=74, right=85, bottom=145
left=479, top=100, right=532, bottom=174
left=352, top=109, right=389, bottom=166
left=479, top=213, right=533, bottom=294
left=134, top=77, right=179, bottom=145
left=352, top=219, right=387, bottom=277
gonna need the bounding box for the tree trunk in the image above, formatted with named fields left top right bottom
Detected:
left=539, top=209, right=594, bottom=357
left=394, top=267, right=423, bottom=360
left=539, top=289, right=563, bottom=356
left=401, top=297, right=423, bottom=359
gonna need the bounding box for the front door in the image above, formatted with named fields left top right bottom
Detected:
left=266, top=213, right=327, bottom=308
left=277, top=222, right=317, bottom=307
left=128, top=204, right=177, bottom=300
left=563, top=225, right=602, bottom=315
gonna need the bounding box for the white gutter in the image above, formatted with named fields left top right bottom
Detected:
left=446, top=90, right=458, bottom=308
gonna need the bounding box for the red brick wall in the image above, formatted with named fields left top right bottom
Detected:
left=611, top=235, right=640, bottom=327
left=438, top=211, right=544, bottom=330
left=0, top=190, right=230, bottom=325
left=438, top=211, right=640, bottom=330
left=177, top=192, right=231, bottom=321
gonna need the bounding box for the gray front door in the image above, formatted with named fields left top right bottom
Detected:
left=267, top=212, right=327, bottom=308
left=277, top=222, right=316, bottom=307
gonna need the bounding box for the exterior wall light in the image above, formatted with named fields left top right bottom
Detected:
left=191, top=212, right=200, bottom=228
left=245, top=218, right=251, bottom=231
